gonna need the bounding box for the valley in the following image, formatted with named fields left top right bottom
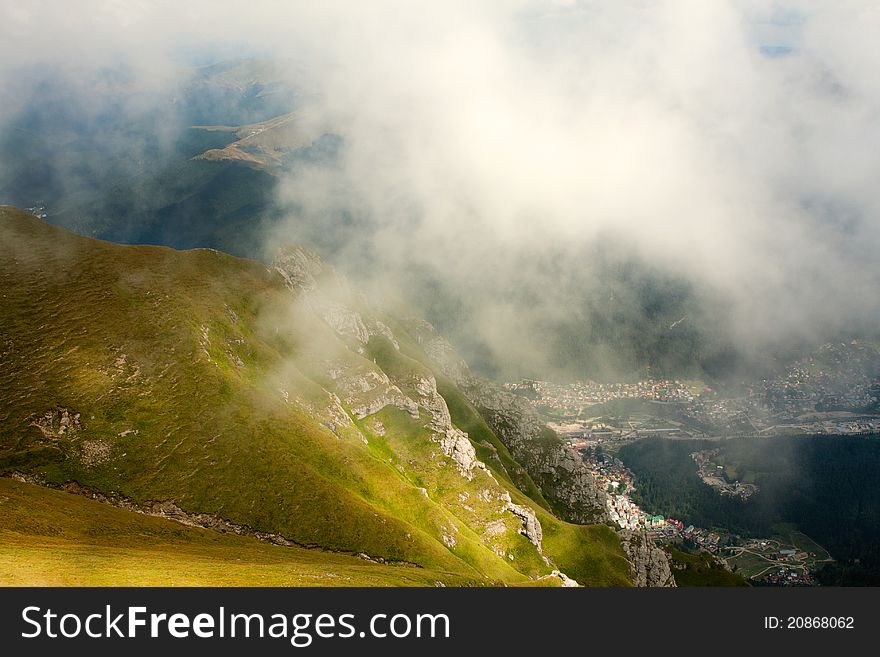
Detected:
left=515, top=371, right=880, bottom=585
left=616, top=435, right=880, bottom=586
left=0, top=36, right=877, bottom=593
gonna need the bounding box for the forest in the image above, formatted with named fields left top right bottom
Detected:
left=618, top=435, right=880, bottom=585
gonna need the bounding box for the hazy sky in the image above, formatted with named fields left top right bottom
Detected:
left=2, top=1, right=879, bottom=378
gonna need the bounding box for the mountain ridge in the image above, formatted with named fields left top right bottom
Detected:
left=0, top=205, right=648, bottom=586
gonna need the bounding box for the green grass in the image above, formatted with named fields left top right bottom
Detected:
left=0, top=206, right=634, bottom=586
left=771, top=523, right=832, bottom=561
left=0, top=207, right=479, bottom=576
left=367, top=328, right=631, bottom=585
left=666, top=547, right=749, bottom=587
left=540, top=519, right=632, bottom=586
left=0, top=479, right=478, bottom=586
left=725, top=551, right=774, bottom=580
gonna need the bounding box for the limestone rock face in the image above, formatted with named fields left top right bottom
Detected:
left=330, top=367, right=419, bottom=421
left=404, top=317, right=470, bottom=381
left=618, top=529, right=677, bottom=587
left=502, top=496, right=580, bottom=585
left=552, top=570, right=580, bottom=587
left=505, top=500, right=543, bottom=551
left=313, top=299, right=370, bottom=344
left=325, top=392, right=352, bottom=431
left=270, top=245, right=652, bottom=586
left=410, top=374, right=481, bottom=478
left=291, top=389, right=355, bottom=436
left=399, top=318, right=608, bottom=525
left=469, top=386, right=608, bottom=524
left=415, top=375, right=454, bottom=434
left=273, top=247, right=489, bottom=482
left=365, top=318, right=399, bottom=349
left=272, top=245, right=325, bottom=294
left=438, top=427, right=480, bottom=479
left=273, top=246, right=399, bottom=350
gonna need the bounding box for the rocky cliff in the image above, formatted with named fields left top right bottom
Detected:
left=270, top=244, right=587, bottom=583
left=397, top=316, right=676, bottom=586
left=398, top=317, right=607, bottom=524
left=618, top=530, right=677, bottom=587
left=1, top=206, right=638, bottom=587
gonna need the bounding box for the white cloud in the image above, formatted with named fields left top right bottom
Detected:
left=2, top=1, right=878, bottom=374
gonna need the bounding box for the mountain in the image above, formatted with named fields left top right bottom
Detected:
left=192, top=109, right=329, bottom=172
left=182, top=57, right=307, bottom=126
left=0, top=59, right=770, bottom=383
left=0, top=205, right=663, bottom=586
left=0, top=476, right=477, bottom=587
left=0, top=58, right=315, bottom=257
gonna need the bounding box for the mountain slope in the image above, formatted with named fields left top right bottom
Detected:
left=0, top=206, right=632, bottom=586
left=192, top=110, right=326, bottom=172
left=0, top=478, right=480, bottom=586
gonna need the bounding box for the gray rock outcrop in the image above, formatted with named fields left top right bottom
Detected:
left=618, top=529, right=677, bottom=587
left=399, top=318, right=607, bottom=524
left=273, top=246, right=399, bottom=350
left=272, top=246, right=674, bottom=586
left=505, top=499, right=543, bottom=551
left=274, top=248, right=489, bottom=482
left=551, top=570, right=580, bottom=587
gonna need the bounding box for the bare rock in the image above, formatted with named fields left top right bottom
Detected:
left=551, top=570, right=580, bottom=587
left=273, top=247, right=401, bottom=349
left=78, top=439, right=112, bottom=467
left=330, top=365, right=419, bottom=420
left=506, top=501, right=543, bottom=552
left=398, top=318, right=608, bottom=524
left=439, top=427, right=480, bottom=479
left=312, top=299, right=370, bottom=344
left=618, top=529, right=677, bottom=587
left=272, top=245, right=325, bottom=293
left=29, top=407, right=82, bottom=439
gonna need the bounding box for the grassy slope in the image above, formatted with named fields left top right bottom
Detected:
left=369, top=330, right=632, bottom=587
left=0, top=479, right=476, bottom=586
left=0, top=206, right=631, bottom=586
left=0, top=206, right=493, bottom=579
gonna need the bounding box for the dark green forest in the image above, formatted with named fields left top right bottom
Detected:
left=618, top=435, right=880, bottom=585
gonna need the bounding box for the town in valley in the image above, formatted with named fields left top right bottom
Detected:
left=503, top=341, right=879, bottom=586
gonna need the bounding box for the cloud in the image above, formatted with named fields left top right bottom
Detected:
left=266, top=1, right=880, bottom=373
left=2, top=1, right=879, bottom=378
